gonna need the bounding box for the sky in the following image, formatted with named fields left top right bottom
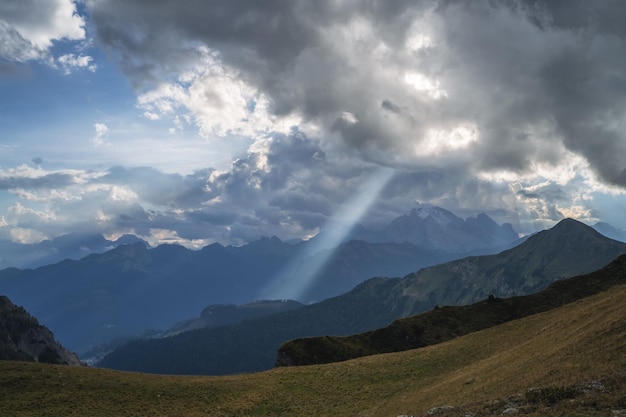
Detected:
left=1, top=0, right=626, bottom=248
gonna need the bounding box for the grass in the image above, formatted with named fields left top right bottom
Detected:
left=1, top=283, right=626, bottom=417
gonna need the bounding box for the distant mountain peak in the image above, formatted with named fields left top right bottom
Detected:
left=386, top=206, right=519, bottom=253
left=83, top=242, right=152, bottom=272
left=409, top=205, right=460, bottom=225
left=553, top=217, right=587, bottom=228
left=113, top=234, right=151, bottom=247
left=547, top=218, right=603, bottom=238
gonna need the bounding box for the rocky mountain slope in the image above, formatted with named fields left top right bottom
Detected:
left=0, top=295, right=81, bottom=365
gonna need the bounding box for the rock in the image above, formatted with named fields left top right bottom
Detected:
left=427, top=405, right=455, bottom=415
left=0, top=295, right=82, bottom=365
left=502, top=407, right=519, bottom=415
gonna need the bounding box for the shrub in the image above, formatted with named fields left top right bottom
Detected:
left=525, top=386, right=579, bottom=404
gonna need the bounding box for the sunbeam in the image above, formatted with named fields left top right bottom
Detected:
left=259, top=167, right=395, bottom=302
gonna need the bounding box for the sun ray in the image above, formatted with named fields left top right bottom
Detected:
left=259, top=167, right=395, bottom=302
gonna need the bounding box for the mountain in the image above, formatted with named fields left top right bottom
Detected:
left=276, top=252, right=626, bottom=366
left=0, top=208, right=528, bottom=355
left=0, top=240, right=294, bottom=354
left=98, top=218, right=626, bottom=375
left=316, top=205, right=520, bottom=253
left=386, top=217, right=626, bottom=309
left=277, top=239, right=454, bottom=302
left=593, top=221, right=626, bottom=242
left=166, top=299, right=304, bottom=335
left=0, top=295, right=81, bottom=365
left=383, top=206, right=519, bottom=252
left=0, top=232, right=150, bottom=270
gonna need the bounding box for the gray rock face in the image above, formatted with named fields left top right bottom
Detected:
left=16, top=327, right=82, bottom=366
left=0, top=295, right=81, bottom=366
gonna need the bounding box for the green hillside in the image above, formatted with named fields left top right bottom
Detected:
left=1, top=281, right=625, bottom=416
left=392, top=218, right=626, bottom=313
left=277, top=252, right=626, bottom=366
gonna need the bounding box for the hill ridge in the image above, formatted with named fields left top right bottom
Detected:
left=276, top=252, right=626, bottom=366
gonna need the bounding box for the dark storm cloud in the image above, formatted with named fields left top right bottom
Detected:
left=87, top=0, right=322, bottom=89
left=87, top=0, right=626, bottom=188
left=73, top=0, right=626, bottom=244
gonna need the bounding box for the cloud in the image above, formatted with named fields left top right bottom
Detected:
left=0, top=131, right=391, bottom=246
left=0, top=165, right=79, bottom=190
left=58, top=53, right=97, bottom=74
left=0, top=0, right=85, bottom=64
left=3, top=0, right=626, bottom=245
left=93, top=123, right=110, bottom=147
left=87, top=0, right=626, bottom=189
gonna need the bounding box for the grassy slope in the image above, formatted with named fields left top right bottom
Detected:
left=1, top=282, right=625, bottom=416
left=277, top=253, right=626, bottom=365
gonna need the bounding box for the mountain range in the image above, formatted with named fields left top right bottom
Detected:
left=0, top=207, right=521, bottom=354
left=0, top=233, right=149, bottom=270
left=98, top=218, right=626, bottom=375
left=311, top=205, right=520, bottom=253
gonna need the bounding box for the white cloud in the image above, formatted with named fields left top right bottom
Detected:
left=404, top=72, right=448, bottom=100
left=143, top=111, right=160, bottom=121
left=93, top=123, right=110, bottom=147
left=137, top=48, right=300, bottom=140
left=58, top=53, right=97, bottom=74
left=0, top=0, right=85, bottom=63
left=9, top=227, right=48, bottom=244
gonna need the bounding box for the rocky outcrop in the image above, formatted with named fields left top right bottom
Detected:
left=0, top=295, right=82, bottom=365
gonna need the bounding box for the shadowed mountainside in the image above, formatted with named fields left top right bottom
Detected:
left=276, top=252, right=626, bottom=366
